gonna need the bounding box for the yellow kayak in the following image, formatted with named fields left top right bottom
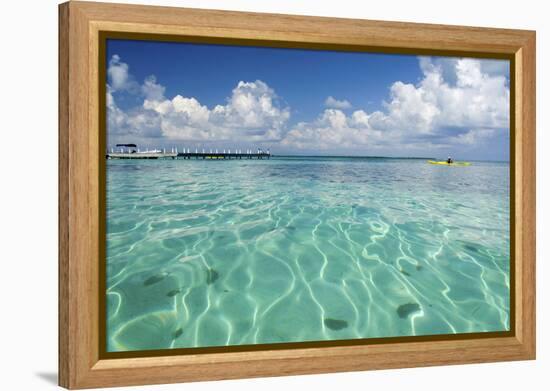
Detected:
left=428, top=160, right=471, bottom=166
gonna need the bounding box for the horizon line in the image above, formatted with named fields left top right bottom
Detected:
left=106, top=146, right=509, bottom=163
left=270, top=154, right=510, bottom=163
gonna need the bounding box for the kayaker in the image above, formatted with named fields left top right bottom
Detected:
left=447, top=156, right=453, bottom=164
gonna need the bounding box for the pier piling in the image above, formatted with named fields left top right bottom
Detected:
left=107, top=149, right=271, bottom=160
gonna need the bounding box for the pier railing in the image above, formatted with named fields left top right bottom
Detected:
left=177, top=152, right=270, bottom=160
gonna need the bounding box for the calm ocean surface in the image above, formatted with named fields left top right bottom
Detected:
left=106, top=157, right=510, bottom=352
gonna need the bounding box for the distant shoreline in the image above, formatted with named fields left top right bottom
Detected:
left=270, top=155, right=510, bottom=163
left=273, top=154, right=434, bottom=160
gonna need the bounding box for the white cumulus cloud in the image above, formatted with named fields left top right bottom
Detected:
left=141, top=75, right=165, bottom=101
left=106, top=55, right=290, bottom=144
left=282, top=109, right=382, bottom=150
left=281, top=57, right=509, bottom=152
left=107, top=55, right=139, bottom=93
left=325, top=96, right=352, bottom=110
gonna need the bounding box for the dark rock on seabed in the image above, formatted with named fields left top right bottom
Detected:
left=324, top=318, right=349, bottom=330
left=397, top=303, right=421, bottom=319
left=206, top=268, right=220, bottom=285
left=143, top=273, right=167, bottom=286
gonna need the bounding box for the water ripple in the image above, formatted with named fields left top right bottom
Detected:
left=106, top=158, right=510, bottom=351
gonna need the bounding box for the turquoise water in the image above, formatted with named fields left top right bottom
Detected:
left=106, top=157, right=510, bottom=352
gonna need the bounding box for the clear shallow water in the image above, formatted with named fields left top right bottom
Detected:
left=106, top=157, right=510, bottom=352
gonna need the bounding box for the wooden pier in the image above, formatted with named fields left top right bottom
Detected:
left=106, top=151, right=270, bottom=160
left=106, top=152, right=177, bottom=159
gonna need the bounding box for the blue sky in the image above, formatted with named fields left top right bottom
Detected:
left=106, top=39, right=510, bottom=161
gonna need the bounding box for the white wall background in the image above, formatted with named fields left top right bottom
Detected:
left=0, top=0, right=546, bottom=389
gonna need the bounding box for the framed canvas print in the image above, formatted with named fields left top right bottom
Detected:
left=58, top=1, right=536, bottom=389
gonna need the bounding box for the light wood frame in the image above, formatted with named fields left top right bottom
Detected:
left=59, top=1, right=536, bottom=389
